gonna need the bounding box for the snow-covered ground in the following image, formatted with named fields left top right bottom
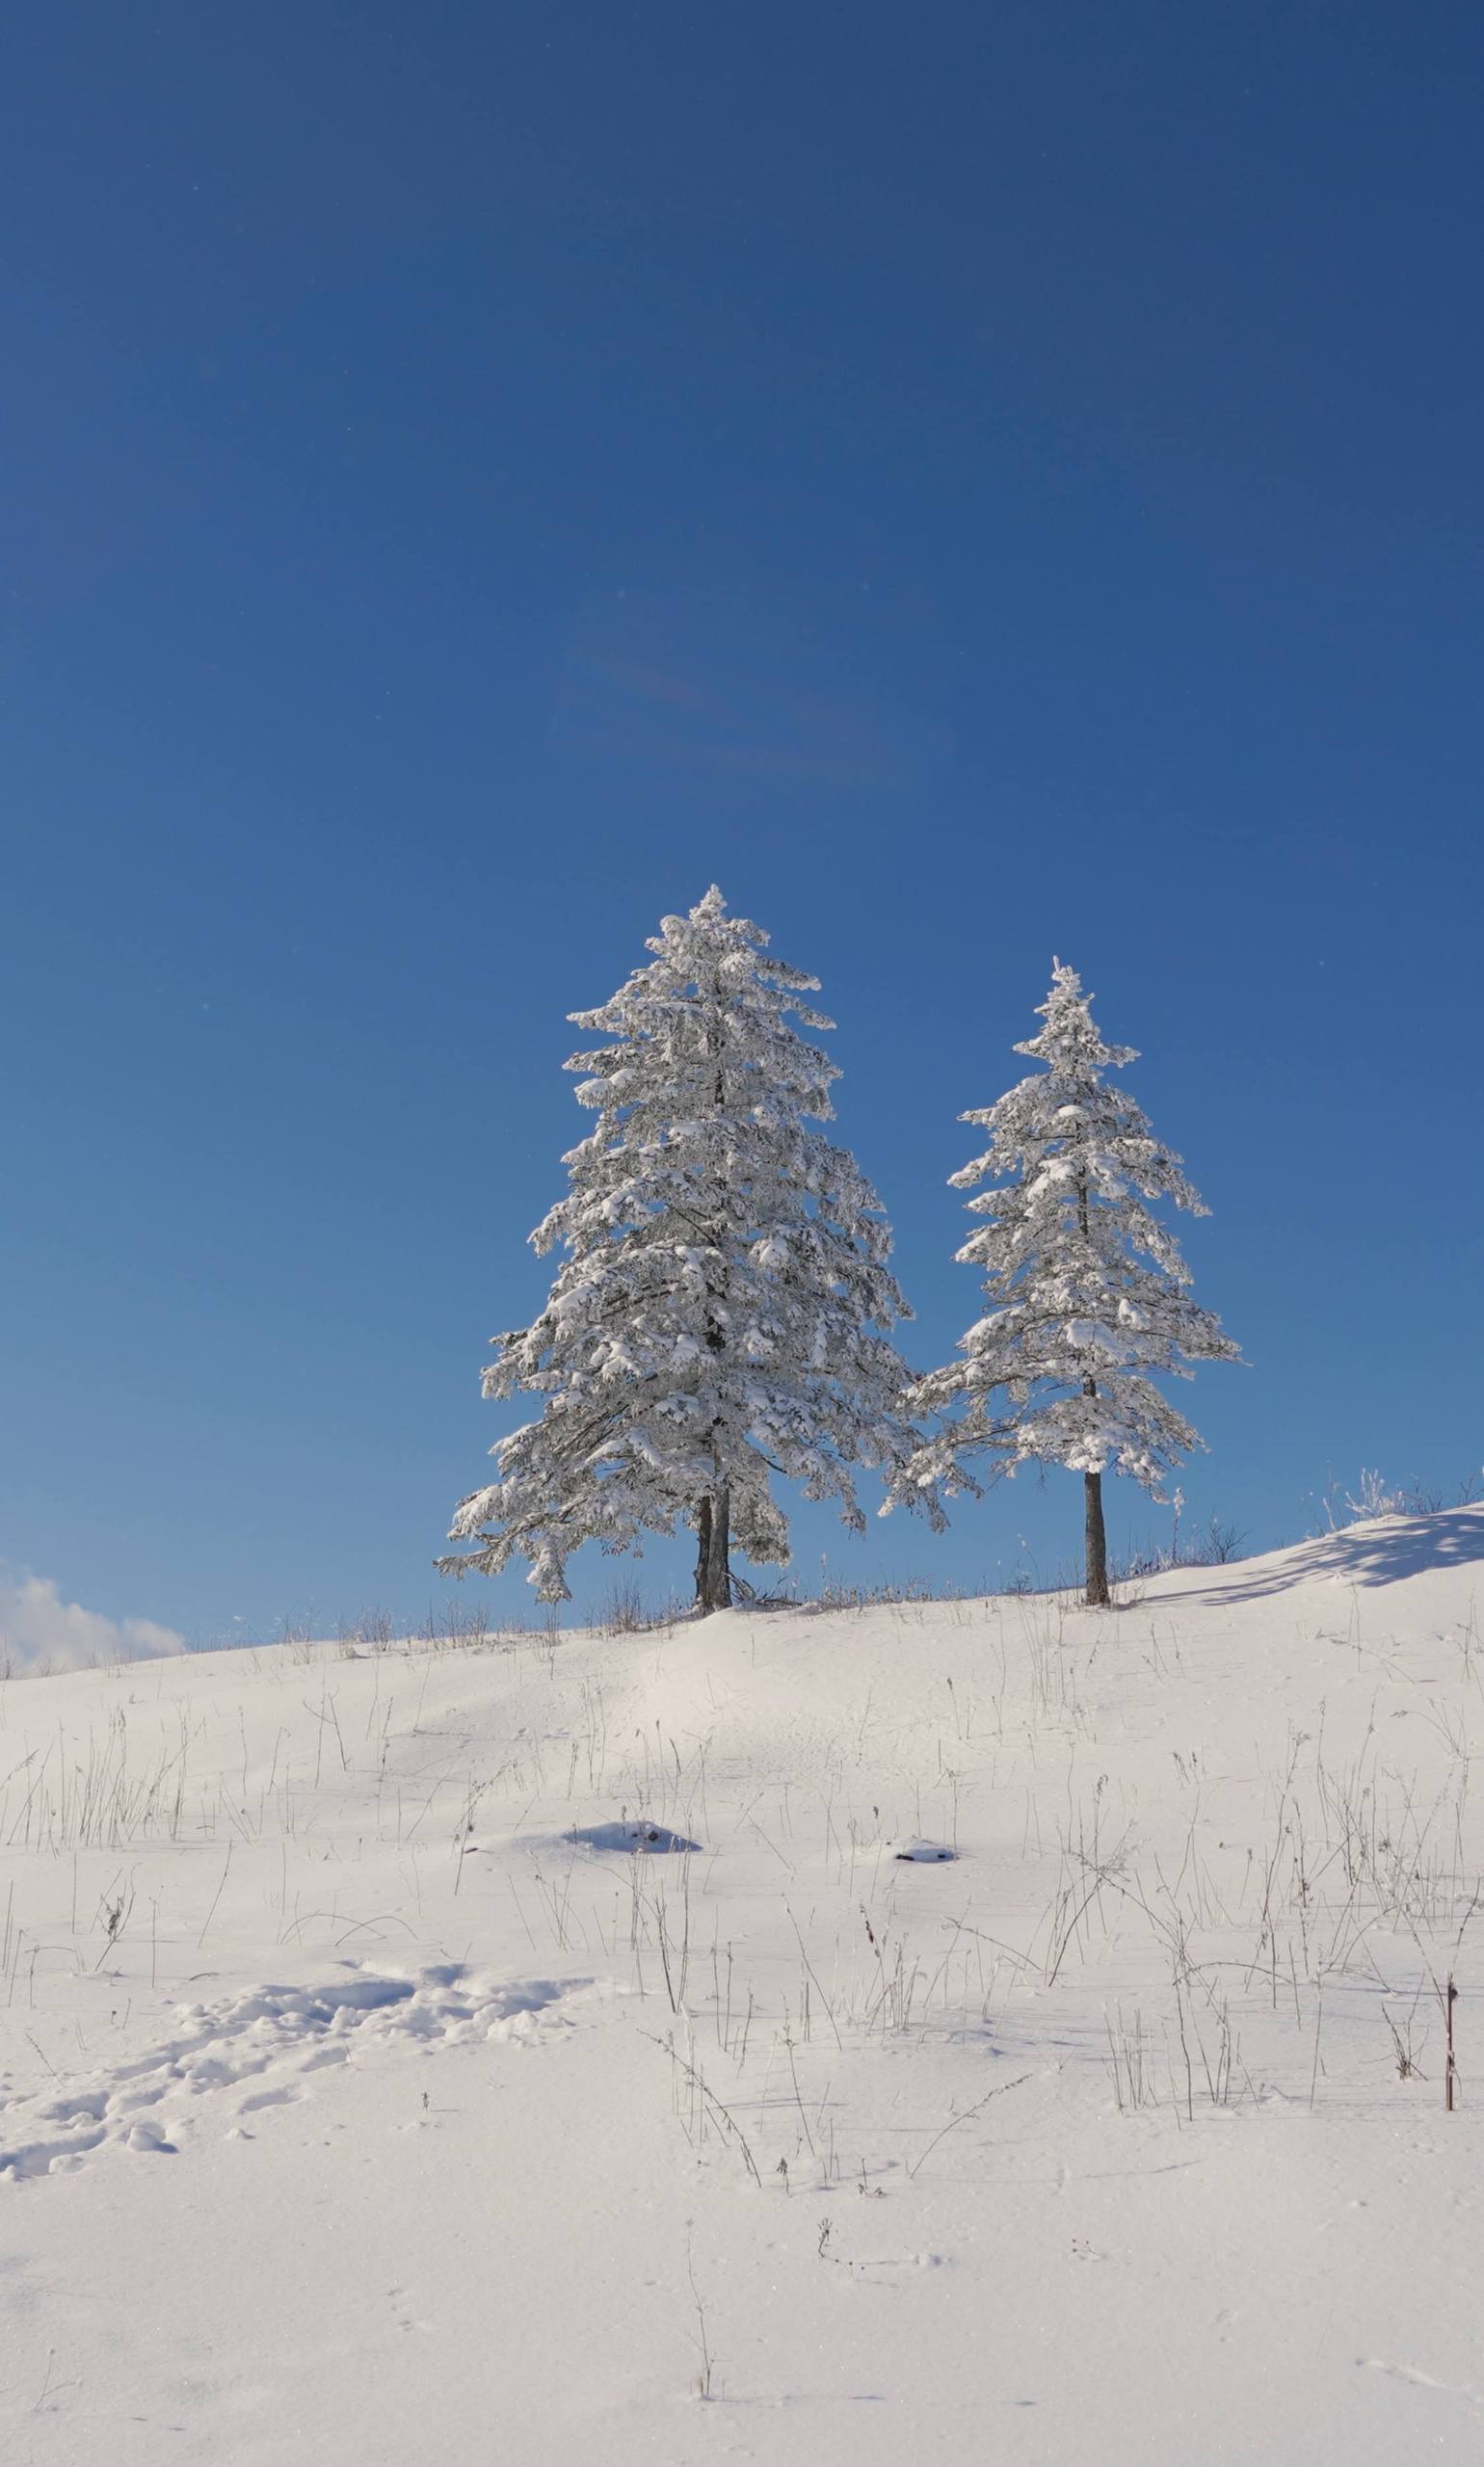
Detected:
left=3, top=1509, right=1483, bottom=2464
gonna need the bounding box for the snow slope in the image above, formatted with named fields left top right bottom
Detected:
left=3, top=1509, right=1483, bottom=2465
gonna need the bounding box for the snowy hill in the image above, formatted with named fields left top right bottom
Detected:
left=4, top=1509, right=1483, bottom=2464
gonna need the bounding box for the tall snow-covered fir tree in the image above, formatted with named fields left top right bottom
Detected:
left=907, top=961, right=1239, bottom=1605
left=441, top=887, right=940, bottom=1610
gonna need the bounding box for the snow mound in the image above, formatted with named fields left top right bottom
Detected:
left=567, top=1818, right=701, bottom=1854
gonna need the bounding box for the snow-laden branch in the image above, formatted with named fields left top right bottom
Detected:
left=904, top=959, right=1240, bottom=1504
left=442, top=886, right=942, bottom=1600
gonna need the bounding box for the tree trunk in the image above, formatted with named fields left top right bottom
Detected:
left=1084, top=1469, right=1110, bottom=1607
left=702, top=1483, right=731, bottom=1611
left=1078, top=1320, right=1111, bottom=1605
left=1070, top=1179, right=1104, bottom=1608
left=695, top=999, right=732, bottom=1615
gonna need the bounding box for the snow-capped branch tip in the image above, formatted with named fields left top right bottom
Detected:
left=1012, top=956, right=1138, bottom=1074
left=649, top=883, right=767, bottom=958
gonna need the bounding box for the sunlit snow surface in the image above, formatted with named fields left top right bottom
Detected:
left=3, top=1508, right=1484, bottom=2464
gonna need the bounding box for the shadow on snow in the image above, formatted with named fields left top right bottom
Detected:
left=1152, top=1504, right=1484, bottom=1605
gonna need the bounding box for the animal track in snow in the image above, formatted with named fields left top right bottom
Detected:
left=0, top=1964, right=582, bottom=2183
left=1360, top=2358, right=1483, bottom=2409
left=237, top=2084, right=301, bottom=2113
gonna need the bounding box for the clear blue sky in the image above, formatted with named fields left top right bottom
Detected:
left=3, top=4, right=1480, bottom=1641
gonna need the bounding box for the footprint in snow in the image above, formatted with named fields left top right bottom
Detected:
left=0, top=1966, right=586, bottom=2185
left=847, top=2252, right=946, bottom=2284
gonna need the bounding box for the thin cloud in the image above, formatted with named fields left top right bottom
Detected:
left=0, top=1569, right=185, bottom=1678
left=550, top=589, right=952, bottom=789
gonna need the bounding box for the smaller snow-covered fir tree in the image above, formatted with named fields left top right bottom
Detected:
left=907, top=961, right=1239, bottom=1605
left=440, top=887, right=940, bottom=1609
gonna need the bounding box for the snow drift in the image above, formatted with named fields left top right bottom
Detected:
left=2, top=1507, right=1482, bottom=2464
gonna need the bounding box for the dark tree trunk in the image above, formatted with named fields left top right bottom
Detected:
left=694, top=1000, right=733, bottom=1615
left=1074, top=1176, right=1111, bottom=1599
left=1084, top=1470, right=1110, bottom=1607
left=696, top=1482, right=732, bottom=1609
left=700, top=1483, right=731, bottom=1611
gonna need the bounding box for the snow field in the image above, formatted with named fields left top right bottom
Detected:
left=2, top=1507, right=1483, bottom=2463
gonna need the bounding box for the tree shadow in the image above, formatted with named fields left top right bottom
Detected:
left=1151, top=1505, right=1484, bottom=1605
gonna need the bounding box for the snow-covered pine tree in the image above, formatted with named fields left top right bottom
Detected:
left=440, top=887, right=940, bottom=1610
left=907, top=961, right=1239, bottom=1606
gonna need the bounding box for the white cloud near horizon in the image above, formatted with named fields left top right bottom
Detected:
left=0, top=1568, right=186, bottom=1677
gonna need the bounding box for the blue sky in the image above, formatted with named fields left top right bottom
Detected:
left=3, top=4, right=1481, bottom=1643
